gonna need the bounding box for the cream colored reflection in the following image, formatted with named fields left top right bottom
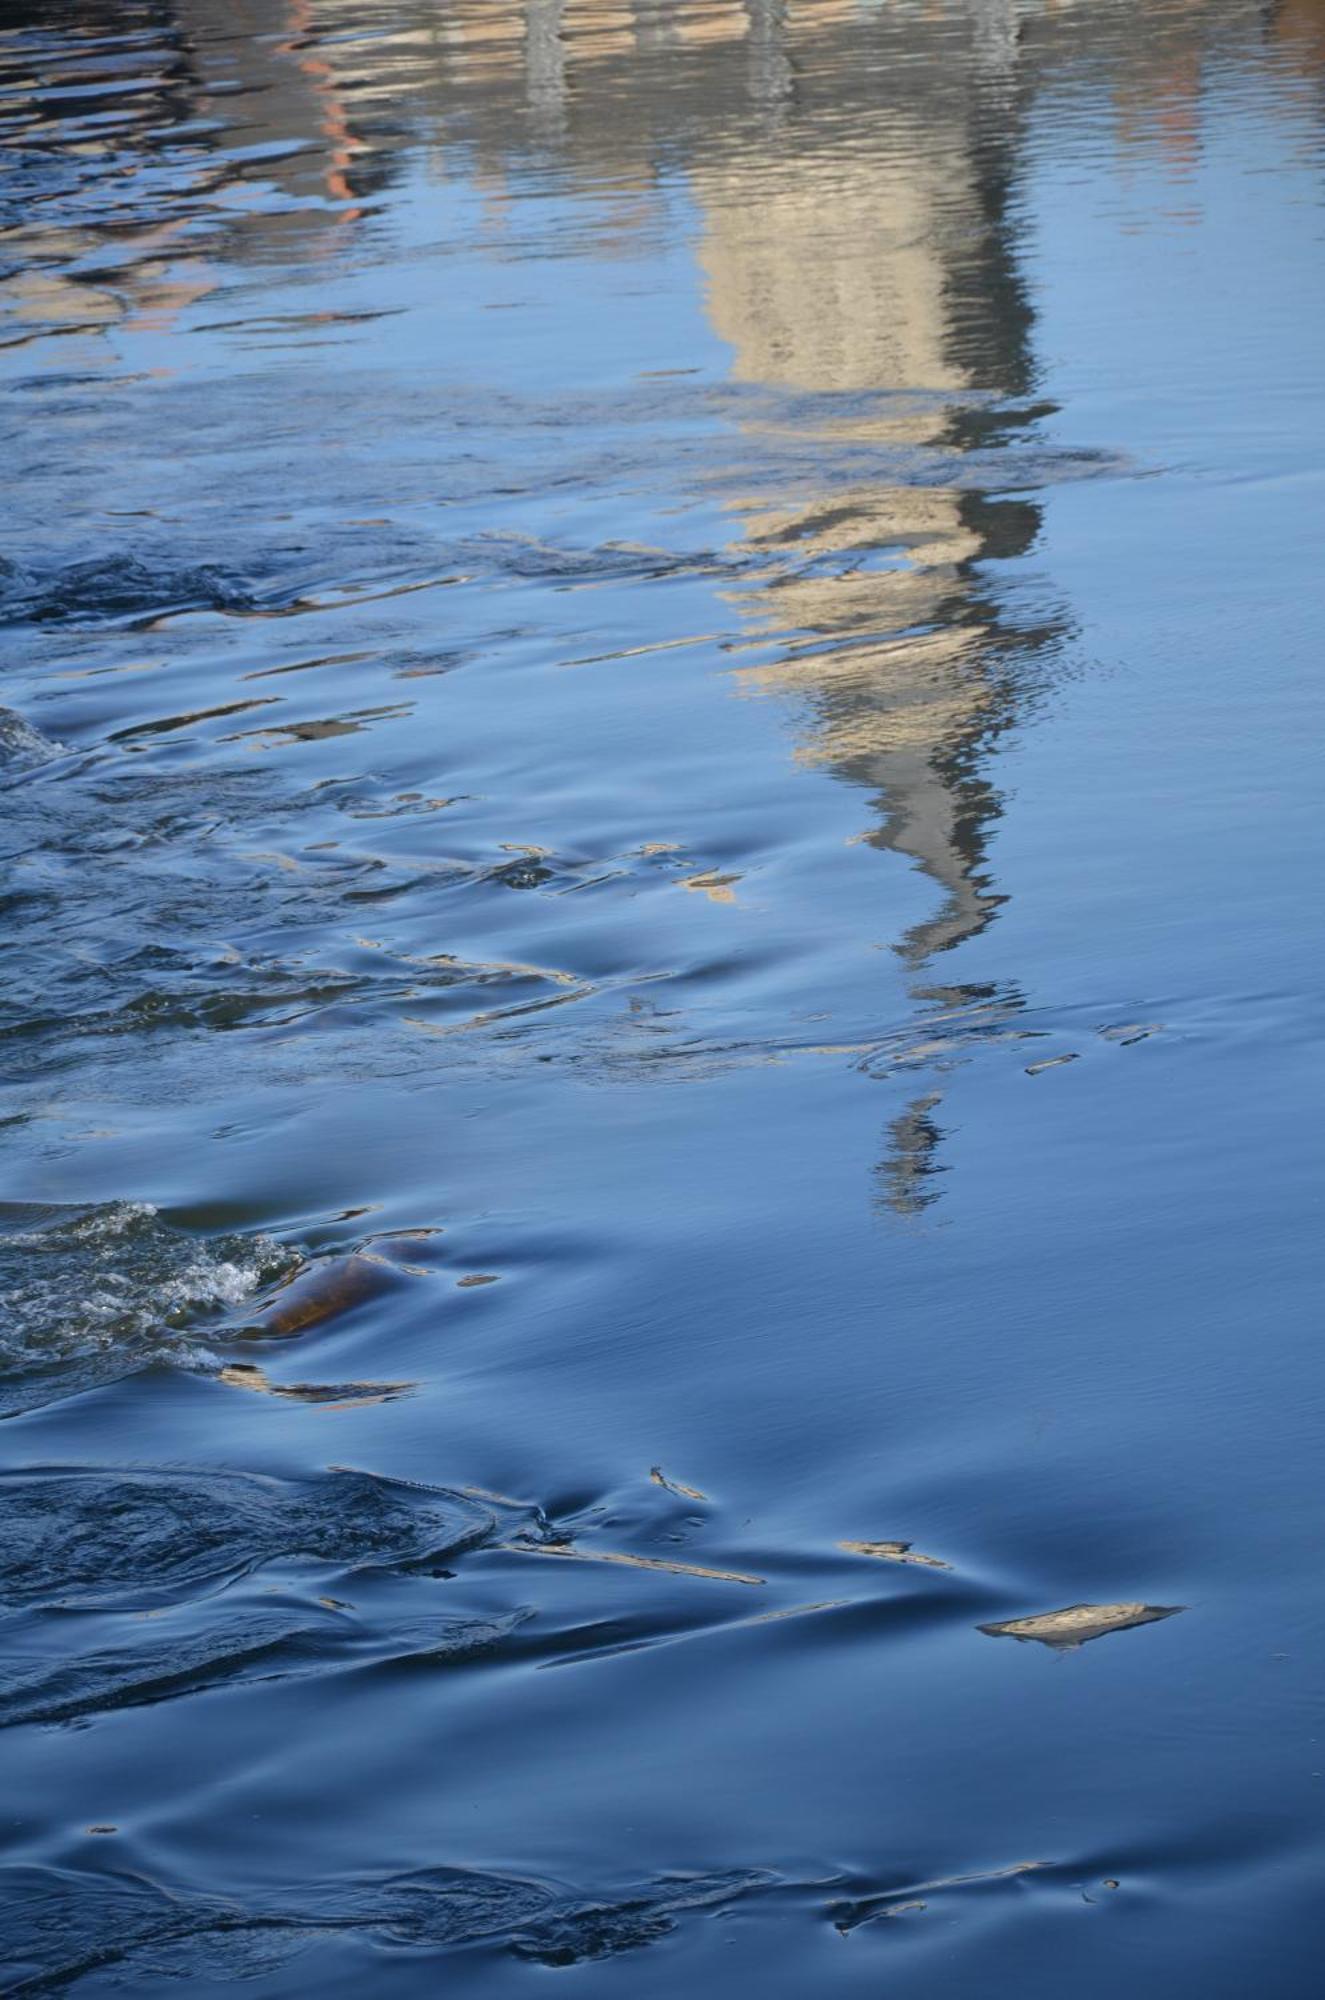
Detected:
left=697, top=107, right=1011, bottom=973
left=684, top=6, right=1027, bottom=1219
left=10, top=0, right=1322, bottom=1224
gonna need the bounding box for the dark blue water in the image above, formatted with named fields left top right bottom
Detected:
left=2, top=1, right=1323, bottom=1991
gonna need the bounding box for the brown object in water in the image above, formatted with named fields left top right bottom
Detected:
left=237, top=1254, right=396, bottom=1340
left=839, top=1538, right=950, bottom=1569
left=979, top=1602, right=1184, bottom=1650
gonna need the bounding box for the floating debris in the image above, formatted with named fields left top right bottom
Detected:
left=742, top=1598, right=846, bottom=1628
left=838, top=1539, right=950, bottom=1570
left=650, top=1467, right=709, bottom=1501
left=681, top=870, right=741, bottom=905
left=979, top=1602, right=1184, bottom=1650
left=511, top=1543, right=764, bottom=1587
left=215, top=1363, right=413, bottom=1408
left=1025, top=1053, right=1080, bottom=1076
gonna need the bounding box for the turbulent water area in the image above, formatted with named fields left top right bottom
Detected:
left=1, top=2, right=1323, bottom=1993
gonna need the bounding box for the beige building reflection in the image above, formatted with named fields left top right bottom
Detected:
left=8, top=0, right=1322, bottom=1209
left=687, top=9, right=1043, bottom=1213
left=11, top=0, right=1321, bottom=344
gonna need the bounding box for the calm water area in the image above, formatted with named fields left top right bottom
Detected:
left=1, top=1, right=1323, bottom=1991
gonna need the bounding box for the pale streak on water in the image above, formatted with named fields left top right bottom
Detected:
left=1, top=2, right=1323, bottom=1994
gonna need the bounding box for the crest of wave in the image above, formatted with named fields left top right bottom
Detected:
left=0, top=1200, right=298, bottom=1375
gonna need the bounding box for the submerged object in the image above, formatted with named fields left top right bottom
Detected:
left=235, top=1253, right=399, bottom=1339
left=979, top=1602, right=1184, bottom=1650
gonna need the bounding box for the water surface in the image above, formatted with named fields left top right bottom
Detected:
left=2, top=2, right=1324, bottom=1992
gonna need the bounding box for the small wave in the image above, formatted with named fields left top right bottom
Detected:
left=0, top=1612, right=315, bottom=1730
left=0, top=706, right=64, bottom=769
left=0, top=1201, right=298, bottom=1409
left=0, top=1465, right=504, bottom=1608
left=0, top=554, right=257, bottom=628
left=0, top=1848, right=1127, bottom=1988
left=0, top=1859, right=773, bottom=1990
left=454, top=531, right=731, bottom=585
left=0, top=1605, right=532, bottom=1731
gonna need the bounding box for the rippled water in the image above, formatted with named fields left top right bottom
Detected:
left=2, top=1, right=1323, bottom=1992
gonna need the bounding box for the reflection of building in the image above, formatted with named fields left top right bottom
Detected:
left=8, top=0, right=1322, bottom=1207
left=14, top=1, right=1318, bottom=349
left=0, top=0, right=374, bottom=343
left=876, top=1093, right=947, bottom=1218
left=681, top=7, right=1053, bottom=1210
left=260, top=0, right=1060, bottom=999
left=1266, top=0, right=1325, bottom=76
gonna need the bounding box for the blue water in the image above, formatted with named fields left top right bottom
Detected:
left=2, top=2, right=1323, bottom=1992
